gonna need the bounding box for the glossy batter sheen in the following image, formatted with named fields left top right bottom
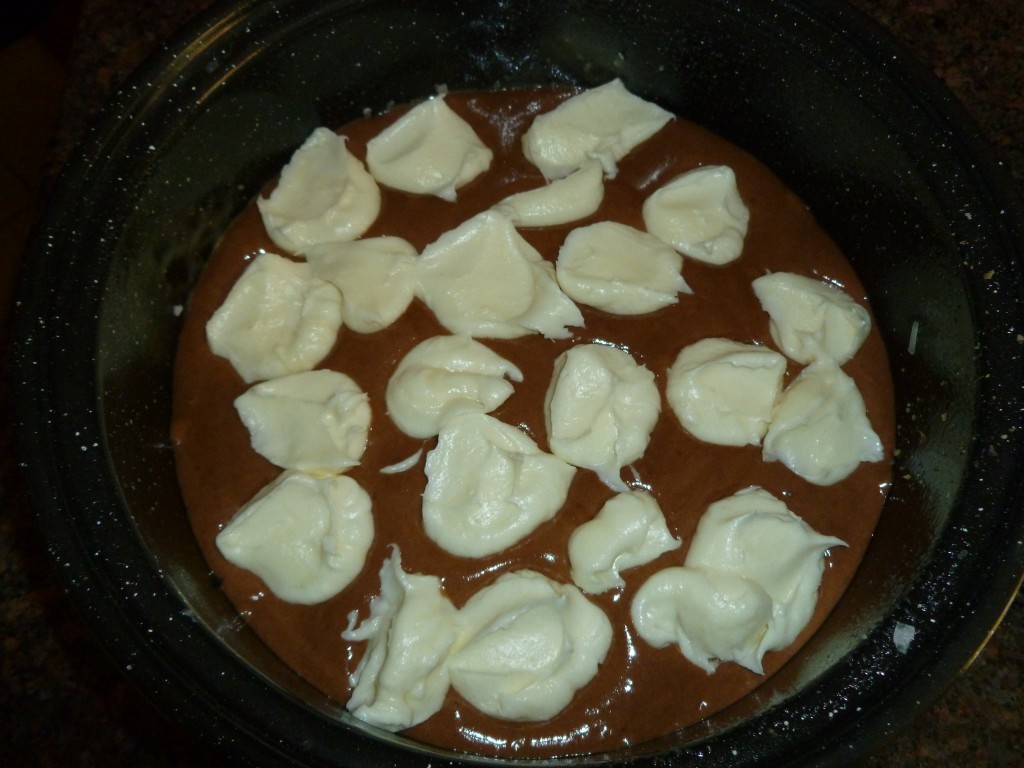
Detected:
left=171, top=87, right=895, bottom=758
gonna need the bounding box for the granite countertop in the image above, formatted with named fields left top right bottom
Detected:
left=2, top=0, right=1021, bottom=765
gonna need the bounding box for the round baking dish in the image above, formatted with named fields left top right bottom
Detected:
left=13, top=0, right=1024, bottom=765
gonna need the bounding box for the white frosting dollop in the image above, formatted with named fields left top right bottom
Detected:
left=234, top=369, right=370, bottom=475
left=205, top=252, right=343, bottom=384
left=666, top=338, right=787, bottom=447
left=493, top=159, right=605, bottom=227
left=422, top=413, right=576, bottom=557
left=215, top=471, right=374, bottom=605
left=631, top=487, right=845, bottom=674
left=568, top=491, right=681, bottom=594
left=365, top=95, right=493, bottom=201
left=545, top=343, right=660, bottom=491
left=630, top=566, right=774, bottom=674
left=385, top=334, right=523, bottom=439
left=417, top=210, right=584, bottom=339
left=304, top=236, right=418, bottom=333
left=763, top=359, right=884, bottom=485
left=642, top=165, right=749, bottom=265
left=522, top=78, right=673, bottom=180
left=752, top=272, right=872, bottom=365
left=448, top=570, right=612, bottom=721
left=342, top=547, right=459, bottom=731
left=555, top=221, right=691, bottom=314
left=685, top=487, right=847, bottom=663
left=257, top=127, right=381, bottom=253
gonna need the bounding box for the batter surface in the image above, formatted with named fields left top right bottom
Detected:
left=171, top=87, right=894, bottom=758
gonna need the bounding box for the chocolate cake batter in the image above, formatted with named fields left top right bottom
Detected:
left=171, top=87, right=894, bottom=758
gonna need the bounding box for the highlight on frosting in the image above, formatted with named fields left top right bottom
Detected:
left=342, top=547, right=459, bottom=731
left=215, top=471, right=374, bottom=605
left=344, top=556, right=613, bottom=727
left=568, top=491, right=682, bottom=594
left=365, top=94, right=493, bottom=200
left=305, top=236, right=418, bottom=333
left=752, top=271, right=871, bottom=365
left=545, top=343, right=660, bottom=491
left=205, top=251, right=343, bottom=384
left=631, top=486, right=846, bottom=674
left=763, top=359, right=884, bottom=485
left=234, top=368, right=370, bottom=475
left=385, top=334, right=523, bottom=439
left=642, top=164, right=749, bottom=265
left=421, top=413, right=576, bottom=557
left=555, top=220, right=691, bottom=314
left=257, top=126, right=381, bottom=253
left=522, top=78, right=673, bottom=180
left=448, top=570, right=613, bottom=721
left=666, top=337, right=787, bottom=447
left=493, top=158, right=605, bottom=227
left=416, top=209, right=584, bottom=339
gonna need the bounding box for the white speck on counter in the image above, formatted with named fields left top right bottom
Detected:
left=893, top=621, right=916, bottom=654
left=908, top=320, right=919, bottom=355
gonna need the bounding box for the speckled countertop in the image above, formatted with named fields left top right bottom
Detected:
left=2, top=0, right=1021, bottom=765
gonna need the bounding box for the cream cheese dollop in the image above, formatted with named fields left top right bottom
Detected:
left=215, top=471, right=374, bottom=605
left=365, top=95, right=493, bottom=201
left=752, top=272, right=872, bottom=365
left=205, top=252, right=343, bottom=384
left=234, top=369, right=370, bottom=475
left=631, top=487, right=845, bottom=674
left=257, top=127, right=381, bottom=253
left=568, top=491, right=682, bottom=594
left=763, top=359, right=884, bottom=485
left=642, top=165, right=749, bottom=265
left=304, top=236, right=418, bottom=333
left=422, top=413, right=576, bottom=557
left=342, top=547, right=459, bottom=731
left=684, top=487, right=847, bottom=664
left=666, top=338, right=787, bottom=447
left=448, top=570, right=613, bottom=721
left=555, top=220, right=691, bottom=314
left=522, top=78, right=673, bottom=180
left=417, top=210, right=584, bottom=339
left=385, top=335, right=523, bottom=439
left=492, top=158, right=605, bottom=227
left=545, top=343, right=660, bottom=491
left=630, top=566, right=774, bottom=674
